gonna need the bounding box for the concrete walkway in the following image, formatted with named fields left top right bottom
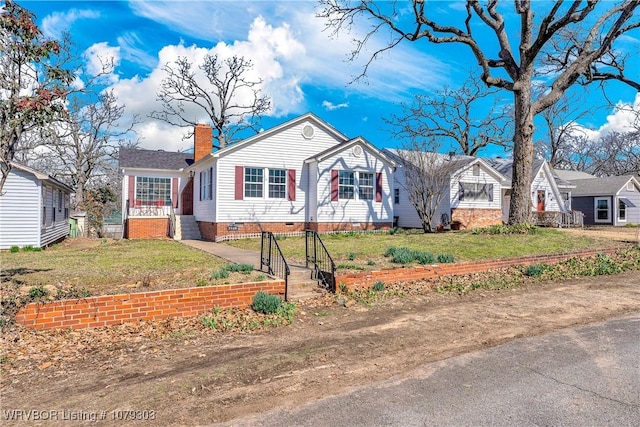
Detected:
left=181, top=240, right=261, bottom=269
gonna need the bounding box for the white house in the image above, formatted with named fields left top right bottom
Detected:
left=120, top=113, right=396, bottom=241
left=0, top=163, right=72, bottom=249
left=486, top=158, right=571, bottom=223
left=384, top=150, right=506, bottom=230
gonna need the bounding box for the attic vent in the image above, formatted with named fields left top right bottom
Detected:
left=302, top=124, right=315, bottom=139
left=352, top=145, right=363, bottom=157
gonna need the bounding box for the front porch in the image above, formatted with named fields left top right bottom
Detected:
left=531, top=210, right=584, bottom=228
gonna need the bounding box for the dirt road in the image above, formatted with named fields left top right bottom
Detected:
left=2, top=269, right=639, bottom=426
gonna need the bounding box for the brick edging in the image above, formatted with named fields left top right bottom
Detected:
left=335, top=248, right=620, bottom=289
left=16, top=280, right=285, bottom=330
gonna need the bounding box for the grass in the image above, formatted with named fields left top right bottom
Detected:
left=0, top=238, right=257, bottom=295
left=225, top=228, right=618, bottom=272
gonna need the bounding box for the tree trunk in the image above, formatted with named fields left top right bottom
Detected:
left=508, top=82, right=535, bottom=225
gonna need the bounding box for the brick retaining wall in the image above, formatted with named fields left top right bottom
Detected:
left=335, top=248, right=620, bottom=289
left=16, top=280, right=285, bottom=330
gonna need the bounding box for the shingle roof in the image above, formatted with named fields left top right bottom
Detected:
left=570, top=175, right=635, bottom=197
left=484, top=158, right=545, bottom=185
left=119, top=147, right=193, bottom=170
left=552, top=169, right=596, bottom=181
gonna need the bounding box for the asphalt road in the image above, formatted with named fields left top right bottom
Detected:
left=221, top=314, right=640, bottom=427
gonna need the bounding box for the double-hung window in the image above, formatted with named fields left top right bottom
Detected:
left=268, top=169, right=286, bottom=199
left=595, top=197, right=610, bottom=222
left=339, top=171, right=355, bottom=200
left=200, top=168, right=212, bottom=200
left=358, top=172, right=374, bottom=200
left=244, top=168, right=264, bottom=198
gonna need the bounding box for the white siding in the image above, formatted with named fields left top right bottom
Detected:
left=315, top=145, right=393, bottom=224
left=615, top=180, right=640, bottom=226
left=0, top=169, right=41, bottom=249
left=211, top=120, right=344, bottom=223
left=40, top=184, right=70, bottom=247
left=393, top=167, right=424, bottom=228
left=531, top=169, right=561, bottom=212
left=450, top=165, right=501, bottom=210
left=194, top=164, right=217, bottom=221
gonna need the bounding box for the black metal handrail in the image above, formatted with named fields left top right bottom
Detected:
left=305, top=230, right=336, bottom=292
left=260, top=231, right=290, bottom=301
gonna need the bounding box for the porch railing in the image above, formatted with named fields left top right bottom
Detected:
left=531, top=210, right=584, bottom=228
left=260, top=231, right=290, bottom=301
left=305, top=230, right=336, bottom=292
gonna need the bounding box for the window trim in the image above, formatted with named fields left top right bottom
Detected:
left=459, top=182, right=493, bottom=202
left=338, top=171, right=355, bottom=200
left=136, top=176, right=172, bottom=206
left=244, top=167, right=264, bottom=199
left=594, top=197, right=610, bottom=223
left=358, top=172, right=374, bottom=201
left=268, top=169, right=287, bottom=199
left=618, top=199, right=627, bottom=222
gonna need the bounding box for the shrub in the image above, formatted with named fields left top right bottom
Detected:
left=10, top=246, right=19, bottom=253
left=22, top=245, right=42, bottom=252
left=436, top=253, right=455, bottom=264
left=413, top=250, right=435, bottom=265
left=211, top=269, right=229, bottom=280
left=347, top=252, right=356, bottom=261
left=367, top=259, right=376, bottom=266
left=276, top=302, right=296, bottom=322
left=252, top=291, right=282, bottom=314
left=472, top=224, right=538, bottom=235
left=224, top=263, right=254, bottom=273
left=524, top=263, right=549, bottom=277
left=372, top=281, right=385, bottom=292
left=28, top=286, right=49, bottom=300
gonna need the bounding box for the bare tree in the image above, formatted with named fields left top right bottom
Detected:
left=150, top=54, right=271, bottom=149
left=38, top=89, right=139, bottom=209
left=584, top=131, right=640, bottom=176
left=319, top=0, right=640, bottom=224
left=386, top=72, right=511, bottom=156
left=534, top=88, right=595, bottom=169
left=0, top=0, right=72, bottom=193
left=390, top=140, right=462, bottom=232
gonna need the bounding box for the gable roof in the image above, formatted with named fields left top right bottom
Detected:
left=570, top=175, right=639, bottom=197
left=484, top=158, right=546, bottom=185
left=12, top=163, right=74, bottom=192
left=305, top=137, right=396, bottom=166
left=191, top=113, right=349, bottom=167
left=119, top=147, right=193, bottom=171
left=384, top=149, right=505, bottom=182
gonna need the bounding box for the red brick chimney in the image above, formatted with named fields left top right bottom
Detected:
left=194, top=124, right=212, bottom=162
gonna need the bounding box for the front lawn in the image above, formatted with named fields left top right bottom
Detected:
left=0, top=238, right=264, bottom=297
left=225, top=228, right=618, bottom=272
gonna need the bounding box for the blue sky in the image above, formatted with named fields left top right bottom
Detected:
left=20, top=0, right=640, bottom=155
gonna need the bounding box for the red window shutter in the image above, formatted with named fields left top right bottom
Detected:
left=128, top=175, right=135, bottom=207
left=288, top=169, right=296, bottom=201
left=376, top=172, right=383, bottom=202
left=172, top=177, right=178, bottom=208
left=331, top=170, right=339, bottom=201
left=235, top=166, right=244, bottom=200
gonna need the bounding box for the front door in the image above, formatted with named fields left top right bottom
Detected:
left=537, top=190, right=546, bottom=211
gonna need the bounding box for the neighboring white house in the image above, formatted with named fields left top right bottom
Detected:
left=0, top=163, right=72, bottom=249
left=384, top=150, right=506, bottom=230
left=120, top=113, right=396, bottom=241
left=485, top=158, right=571, bottom=223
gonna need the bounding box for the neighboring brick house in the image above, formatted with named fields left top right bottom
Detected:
left=384, top=150, right=506, bottom=230
left=119, top=113, right=396, bottom=241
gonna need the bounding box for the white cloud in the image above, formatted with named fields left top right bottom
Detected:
left=322, top=100, right=349, bottom=111
left=117, top=32, right=158, bottom=71
left=41, top=9, right=100, bottom=39
left=570, top=93, right=640, bottom=140
left=83, top=42, right=121, bottom=83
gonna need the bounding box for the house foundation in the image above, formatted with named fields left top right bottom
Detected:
left=450, top=208, right=502, bottom=229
